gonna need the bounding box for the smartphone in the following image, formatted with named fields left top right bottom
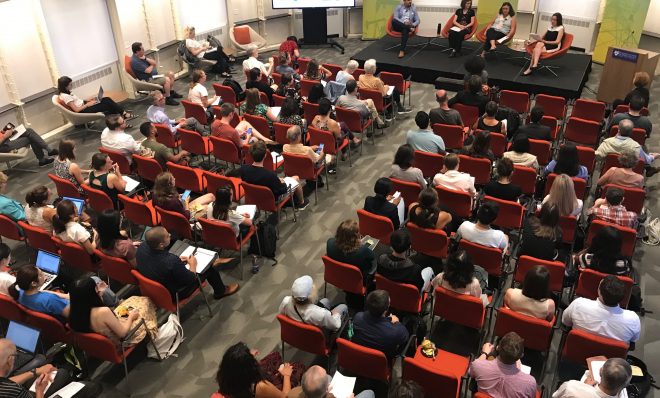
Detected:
left=181, top=189, right=192, bottom=201
left=3, top=123, right=14, bottom=132
left=317, top=143, right=324, bottom=154
left=392, top=191, right=401, bottom=200
left=247, top=127, right=252, bottom=135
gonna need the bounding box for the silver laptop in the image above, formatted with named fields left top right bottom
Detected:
left=35, top=250, right=60, bottom=291
left=6, top=321, right=40, bottom=370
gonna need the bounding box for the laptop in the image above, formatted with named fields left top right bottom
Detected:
left=97, top=86, right=104, bottom=102
left=62, top=196, right=85, bottom=216
left=6, top=321, right=40, bottom=371
left=35, top=250, right=60, bottom=291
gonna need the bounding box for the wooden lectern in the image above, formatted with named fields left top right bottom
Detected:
left=597, top=47, right=658, bottom=103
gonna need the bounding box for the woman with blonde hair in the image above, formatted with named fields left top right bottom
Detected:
left=326, top=219, right=375, bottom=284
left=152, top=172, right=215, bottom=221
left=183, top=26, right=232, bottom=77
left=239, top=88, right=278, bottom=126
left=541, top=173, right=582, bottom=217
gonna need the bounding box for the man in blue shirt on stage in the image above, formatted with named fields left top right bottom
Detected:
left=392, top=0, right=420, bottom=59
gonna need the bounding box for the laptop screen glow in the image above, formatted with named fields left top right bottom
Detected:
left=6, top=321, right=40, bottom=353
left=36, top=250, right=60, bottom=274
left=62, top=197, right=84, bottom=216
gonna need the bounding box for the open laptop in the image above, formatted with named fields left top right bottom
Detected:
left=97, top=86, right=104, bottom=102
left=6, top=321, right=40, bottom=371
left=62, top=196, right=85, bottom=216
left=35, top=250, right=60, bottom=291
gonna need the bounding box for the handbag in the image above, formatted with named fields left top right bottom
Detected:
left=114, top=296, right=158, bottom=345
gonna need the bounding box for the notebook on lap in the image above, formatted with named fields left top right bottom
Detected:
left=35, top=250, right=61, bottom=291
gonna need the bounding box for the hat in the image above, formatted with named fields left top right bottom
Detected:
left=291, top=275, right=313, bottom=300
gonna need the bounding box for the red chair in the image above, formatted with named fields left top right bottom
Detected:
left=571, top=98, right=606, bottom=123
left=167, top=161, right=206, bottom=193
left=204, top=172, right=243, bottom=202
left=375, top=274, right=427, bottom=314
left=297, top=58, right=311, bottom=75
left=358, top=87, right=392, bottom=124
left=242, top=146, right=282, bottom=172
left=322, top=255, right=367, bottom=297
left=199, top=218, right=256, bottom=280
left=335, top=106, right=374, bottom=142
left=96, top=249, right=138, bottom=286
left=322, top=63, right=343, bottom=81
left=18, top=222, right=58, bottom=254
left=489, top=132, right=507, bottom=158
left=155, top=206, right=194, bottom=241
left=352, top=68, right=366, bottom=81
left=48, top=173, right=82, bottom=199
left=544, top=173, right=587, bottom=199
left=534, top=94, right=567, bottom=121
left=212, top=84, right=239, bottom=106
left=574, top=268, right=634, bottom=308
left=559, top=214, right=578, bottom=246
left=430, top=286, right=489, bottom=340
left=514, top=255, right=565, bottom=293
left=242, top=113, right=272, bottom=139
left=601, top=153, right=645, bottom=176
left=132, top=154, right=163, bottom=184
left=601, top=184, right=645, bottom=214
left=459, top=239, right=504, bottom=280
left=474, top=390, right=543, bottom=398
left=308, top=126, right=352, bottom=169
left=0, top=294, right=26, bottom=323
left=336, top=338, right=391, bottom=383
left=53, top=236, right=97, bottom=273
left=381, top=71, right=412, bottom=107
left=385, top=14, right=419, bottom=39
left=274, top=122, right=294, bottom=145
left=271, top=72, right=282, bottom=86
left=131, top=269, right=211, bottom=318
left=608, top=125, right=647, bottom=146
left=300, top=79, right=318, bottom=99
left=560, top=328, right=628, bottom=367
left=458, top=155, right=491, bottom=185
left=154, top=124, right=181, bottom=152
left=586, top=219, right=637, bottom=258
left=118, top=194, right=159, bottom=228
left=511, top=165, right=537, bottom=196
left=390, top=178, right=422, bottom=212
left=209, top=136, right=242, bottom=168
left=23, top=306, right=71, bottom=344
left=212, top=107, right=242, bottom=128
left=540, top=116, right=560, bottom=139
left=573, top=145, right=596, bottom=174
left=476, top=22, right=516, bottom=47
left=482, top=196, right=524, bottom=232
left=81, top=184, right=115, bottom=213
left=259, top=91, right=270, bottom=106
left=181, top=100, right=209, bottom=125
left=402, top=354, right=468, bottom=398
left=432, top=124, right=464, bottom=151
left=99, top=147, right=131, bottom=175
left=406, top=223, right=448, bottom=259
left=528, top=139, right=552, bottom=165
left=440, top=13, right=478, bottom=41
left=179, top=128, right=212, bottom=164
left=413, top=151, right=444, bottom=179
left=614, top=104, right=649, bottom=116
left=563, top=117, right=601, bottom=147
left=524, top=33, right=574, bottom=77
left=450, top=103, right=480, bottom=131
left=282, top=152, right=327, bottom=204
left=434, top=185, right=472, bottom=218
left=241, top=181, right=294, bottom=222
left=500, top=90, right=530, bottom=115
left=277, top=314, right=330, bottom=366
left=357, top=208, right=394, bottom=246
left=272, top=93, right=286, bottom=107
left=302, top=101, right=320, bottom=127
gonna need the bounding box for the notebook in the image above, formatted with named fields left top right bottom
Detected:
left=6, top=321, right=40, bottom=370
left=236, top=204, right=257, bottom=220
left=284, top=176, right=299, bottom=190
left=62, top=196, right=85, bottom=216
left=450, top=26, right=462, bottom=32
left=122, top=176, right=140, bottom=192
left=8, top=124, right=27, bottom=141
left=271, top=106, right=281, bottom=119
left=169, top=240, right=218, bottom=274
left=36, top=250, right=60, bottom=291
left=360, top=235, right=379, bottom=251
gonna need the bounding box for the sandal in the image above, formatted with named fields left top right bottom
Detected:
left=123, top=112, right=138, bottom=120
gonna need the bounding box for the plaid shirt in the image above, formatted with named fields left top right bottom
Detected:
left=591, top=205, right=638, bottom=228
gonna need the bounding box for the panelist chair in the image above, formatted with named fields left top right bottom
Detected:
left=524, top=33, right=574, bottom=77
left=476, top=22, right=517, bottom=55
left=439, top=14, right=479, bottom=53
left=384, top=15, right=422, bottom=52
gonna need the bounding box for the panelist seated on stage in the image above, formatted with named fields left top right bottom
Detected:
left=391, top=0, right=420, bottom=59
left=448, top=0, right=476, bottom=58
left=481, top=2, right=517, bottom=57
left=523, top=13, right=564, bottom=76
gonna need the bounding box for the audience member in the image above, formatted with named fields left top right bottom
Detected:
left=431, top=249, right=488, bottom=305
left=303, top=59, right=332, bottom=81
left=146, top=90, right=207, bottom=135
left=152, top=172, right=215, bottom=221
left=515, top=106, right=552, bottom=141
left=607, top=95, right=652, bottom=137
left=460, top=130, right=495, bottom=161
left=211, top=103, right=272, bottom=149
left=279, top=36, right=300, bottom=64
left=406, top=111, right=445, bottom=154
left=388, top=380, right=424, bottom=398
left=562, top=275, right=640, bottom=343
left=206, top=186, right=252, bottom=238
left=9, top=264, right=70, bottom=319
left=287, top=365, right=375, bottom=398
left=187, top=69, right=218, bottom=110
left=326, top=219, right=376, bottom=283
left=336, top=60, right=359, bottom=85
left=432, top=153, right=477, bottom=198
left=246, top=67, right=277, bottom=104
left=484, top=158, right=522, bottom=201
left=312, top=98, right=361, bottom=150
left=0, top=244, right=14, bottom=296
left=391, top=144, right=426, bottom=188
left=276, top=52, right=299, bottom=79
left=597, top=150, right=644, bottom=188
left=358, top=59, right=411, bottom=114
left=284, top=125, right=324, bottom=166
left=336, top=79, right=387, bottom=128
left=100, top=114, right=142, bottom=159
left=0, top=172, right=25, bottom=222
left=457, top=201, right=508, bottom=251
left=364, top=177, right=401, bottom=229
left=474, top=101, right=505, bottom=134
left=588, top=187, right=638, bottom=229
left=352, top=290, right=410, bottom=359
left=53, top=199, right=97, bottom=254
left=242, top=46, right=274, bottom=77
left=279, top=275, right=347, bottom=333
left=448, top=75, right=489, bottom=115
left=378, top=229, right=433, bottom=292
left=307, top=83, right=326, bottom=104
left=137, top=226, right=239, bottom=300
left=130, top=42, right=179, bottom=105
left=408, top=187, right=452, bottom=231
left=519, top=202, right=562, bottom=261
left=575, top=226, right=632, bottom=277
left=276, top=73, right=302, bottom=101
left=240, top=88, right=278, bottom=126
left=544, top=142, right=588, bottom=180
left=504, top=265, right=555, bottom=321
left=88, top=152, right=126, bottom=209
left=54, top=139, right=85, bottom=195
left=542, top=174, right=583, bottom=217
left=553, top=358, right=632, bottom=398
left=140, top=122, right=190, bottom=168
left=597, top=119, right=659, bottom=168
left=57, top=76, right=133, bottom=118
left=430, top=89, right=464, bottom=127
left=464, top=55, right=489, bottom=85
left=97, top=209, right=138, bottom=266
left=469, top=332, right=537, bottom=398
left=183, top=26, right=231, bottom=77
left=503, top=136, right=539, bottom=169
left=24, top=186, right=55, bottom=234
left=0, top=122, right=56, bottom=167
left=279, top=97, right=305, bottom=131
left=623, top=72, right=651, bottom=107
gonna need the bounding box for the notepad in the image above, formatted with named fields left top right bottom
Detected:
left=152, top=74, right=165, bottom=79
left=529, top=33, right=542, bottom=41
left=212, top=96, right=222, bottom=106
left=30, top=370, right=57, bottom=393
left=321, top=80, right=327, bottom=87
left=48, top=381, right=86, bottom=398
left=497, top=36, right=509, bottom=44
left=329, top=371, right=356, bottom=398
left=450, top=26, right=462, bottom=32
left=8, top=124, right=27, bottom=141
left=387, top=86, right=394, bottom=96
left=271, top=106, right=281, bottom=119
left=170, top=240, right=218, bottom=275
left=236, top=204, right=257, bottom=220
left=122, top=176, right=140, bottom=192
left=284, top=176, right=299, bottom=190
left=270, top=151, right=281, bottom=164
left=205, top=47, right=218, bottom=54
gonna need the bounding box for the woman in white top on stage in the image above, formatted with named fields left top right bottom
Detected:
left=523, top=13, right=564, bottom=76
left=481, top=2, right=517, bottom=56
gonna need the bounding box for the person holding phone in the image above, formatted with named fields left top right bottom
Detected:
left=0, top=123, right=57, bottom=167
left=152, top=172, right=215, bottom=221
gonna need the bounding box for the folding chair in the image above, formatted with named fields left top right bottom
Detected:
left=204, top=172, right=243, bottom=202
left=600, top=184, right=645, bottom=214
left=432, top=124, right=464, bottom=151
left=434, top=185, right=472, bottom=218
left=48, top=173, right=83, bottom=199
left=573, top=145, right=596, bottom=174
left=277, top=314, right=331, bottom=369
left=481, top=195, right=524, bottom=233
left=511, top=165, right=537, bottom=197
left=413, top=151, right=444, bottom=179
left=131, top=269, right=212, bottom=318
left=534, top=94, right=567, bottom=122
left=99, top=147, right=131, bottom=175
left=380, top=71, right=412, bottom=107
left=335, top=106, right=375, bottom=143
left=458, top=155, right=491, bottom=186
left=459, top=239, right=506, bottom=283
left=586, top=219, right=637, bottom=258
left=571, top=99, right=606, bottom=123
left=406, top=223, right=448, bottom=259
left=500, top=90, right=530, bottom=115
left=198, top=218, right=256, bottom=280
left=358, top=87, right=392, bottom=125
left=601, top=153, right=645, bottom=176
left=389, top=178, right=422, bottom=212
left=241, top=181, right=295, bottom=223
left=302, top=101, right=320, bottom=127
left=308, top=126, right=353, bottom=169
left=402, top=353, right=468, bottom=398
left=53, top=237, right=98, bottom=273
left=559, top=328, right=628, bottom=367
left=430, top=286, right=491, bottom=351
left=490, top=132, right=507, bottom=159
left=132, top=154, right=163, bottom=185
left=166, top=161, right=206, bottom=193
left=18, top=222, right=58, bottom=255
left=300, top=79, right=318, bottom=98
left=514, top=255, right=565, bottom=293
left=209, top=136, right=242, bottom=168
left=181, top=100, right=209, bottom=125
left=450, top=103, right=480, bottom=128
left=573, top=268, right=633, bottom=308
left=155, top=206, right=194, bottom=241
left=322, top=255, right=367, bottom=298
left=357, top=208, right=394, bottom=246
left=336, top=338, right=391, bottom=383
left=528, top=139, right=552, bottom=165
left=212, top=84, right=239, bottom=106
left=274, top=122, right=294, bottom=145
left=322, top=63, right=343, bottom=81
left=544, top=173, right=587, bottom=200
left=179, top=128, right=212, bottom=165
left=563, top=117, right=601, bottom=147
left=608, top=125, right=646, bottom=146
left=118, top=194, right=159, bottom=228
left=81, top=184, right=115, bottom=213
left=282, top=152, right=327, bottom=204
left=154, top=124, right=180, bottom=152
left=96, top=250, right=138, bottom=286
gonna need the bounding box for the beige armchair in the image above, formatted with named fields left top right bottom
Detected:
left=230, top=25, right=267, bottom=54
left=51, top=95, right=105, bottom=132
left=123, top=55, right=162, bottom=95
left=0, top=147, right=35, bottom=173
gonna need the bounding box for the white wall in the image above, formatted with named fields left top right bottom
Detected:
left=644, top=0, right=660, bottom=36
left=178, top=0, right=228, bottom=35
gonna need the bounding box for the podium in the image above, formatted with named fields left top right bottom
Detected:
left=597, top=47, right=658, bottom=103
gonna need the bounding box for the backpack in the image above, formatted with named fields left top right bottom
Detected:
left=147, top=314, right=184, bottom=359
left=177, top=41, right=199, bottom=68
left=626, top=355, right=658, bottom=397
left=222, top=78, right=245, bottom=102
left=249, top=214, right=278, bottom=263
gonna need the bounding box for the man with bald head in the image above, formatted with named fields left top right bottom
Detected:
left=429, top=90, right=463, bottom=127
left=552, top=358, right=632, bottom=397
left=136, top=226, right=239, bottom=301
left=287, top=365, right=375, bottom=398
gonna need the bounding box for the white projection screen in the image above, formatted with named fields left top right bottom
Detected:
left=272, top=0, right=355, bottom=8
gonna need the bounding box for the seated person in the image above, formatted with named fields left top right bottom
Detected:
left=457, top=201, right=509, bottom=251
left=519, top=202, right=562, bottom=261
left=406, top=111, right=445, bottom=155
left=352, top=290, right=409, bottom=359
left=377, top=229, right=433, bottom=292
left=278, top=97, right=305, bottom=131
left=9, top=264, right=70, bottom=319
left=275, top=52, right=299, bottom=79
left=391, top=144, right=426, bottom=188
left=575, top=225, right=632, bottom=276
left=146, top=90, right=207, bottom=135
left=311, top=98, right=361, bottom=151
left=460, top=130, right=495, bottom=161
left=473, top=101, right=505, bottom=134
left=364, top=177, right=401, bottom=229
left=54, top=140, right=85, bottom=195
left=597, top=119, right=659, bottom=166
left=24, top=186, right=55, bottom=234
left=542, top=173, right=583, bottom=217
left=553, top=358, right=632, bottom=398
left=136, top=226, right=239, bottom=300
left=503, top=136, right=539, bottom=169
left=522, top=12, right=564, bottom=76
left=130, top=42, right=179, bottom=105
left=206, top=186, right=252, bottom=238
left=275, top=73, right=302, bottom=102
left=57, top=76, right=134, bottom=118
left=336, top=60, right=359, bottom=85
left=431, top=249, right=488, bottom=305
left=306, top=83, right=326, bottom=104
left=53, top=199, right=97, bottom=255
left=183, top=26, right=231, bottom=77
left=97, top=209, right=138, bottom=266
left=0, top=172, right=25, bottom=222
left=544, top=142, right=588, bottom=180
left=480, top=2, right=517, bottom=57
left=289, top=366, right=375, bottom=398
left=100, top=115, right=142, bottom=159
left=240, top=88, right=278, bottom=126
left=278, top=275, right=347, bottom=333
left=588, top=187, right=638, bottom=229
left=469, top=332, right=537, bottom=398
left=0, top=123, right=56, bottom=167
left=279, top=36, right=300, bottom=65
left=211, top=103, right=272, bottom=149
left=88, top=153, right=126, bottom=209
left=504, top=265, right=555, bottom=321
left=283, top=125, right=324, bottom=164
left=140, top=122, right=190, bottom=168
left=246, top=67, right=277, bottom=105
left=484, top=158, right=522, bottom=202
left=562, top=275, right=640, bottom=344
left=391, top=0, right=420, bottom=58
left=336, top=79, right=387, bottom=129
left=597, top=150, right=644, bottom=188
left=303, top=59, right=332, bottom=81
left=242, top=46, right=274, bottom=77
left=430, top=89, right=464, bottom=127
left=514, top=106, right=552, bottom=141
left=358, top=59, right=411, bottom=114
left=326, top=219, right=376, bottom=284
left=0, top=244, right=15, bottom=296
left=463, top=55, right=489, bottom=87
left=448, top=75, right=489, bottom=115
left=408, top=188, right=452, bottom=231
left=432, top=153, right=477, bottom=198
left=152, top=172, right=215, bottom=221
left=187, top=69, right=218, bottom=111
left=607, top=94, right=652, bottom=137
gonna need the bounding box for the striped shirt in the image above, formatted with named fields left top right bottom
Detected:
left=0, top=377, right=32, bottom=398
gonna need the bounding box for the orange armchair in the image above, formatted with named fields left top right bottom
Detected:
left=386, top=15, right=419, bottom=38
left=476, top=21, right=517, bottom=46
left=525, top=33, right=574, bottom=77
left=441, top=15, right=478, bottom=41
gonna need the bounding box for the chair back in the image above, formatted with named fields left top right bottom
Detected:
left=300, top=79, right=318, bottom=98
left=352, top=68, right=366, bottom=81
left=308, top=127, right=344, bottom=156
left=458, top=155, right=491, bottom=185
left=494, top=307, right=554, bottom=352
left=273, top=94, right=286, bottom=107
left=413, top=151, right=444, bottom=179
left=490, top=132, right=507, bottom=158
left=282, top=152, right=319, bottom=181
left=482, top=196, right=524, bottom=230
left=451, top=103, right=480, bottom=128
left=573, top=145, right=596, bottom=173
left=73, top=331, right=123, bottom=364
left=534, top=94, right=567, bottom=121
left=540, top=32, right=573, bottom=59
left=357, top=208, right=394, bottom=246
left=241, top=181, right=280, bottom=213
left=322, top=63, right=343, bottom=80
left=614, top=104, right=650, bottom=117
left=601, top=153, right=645, bottom=176
left=403, top=357, right=462, bottom=398
left=276, top=314, right=329, bottom=357
left=559, top=214, right=578, bottom=245
left=302, top=101, right=320, bottom=126
left=212, top=84, right=238, bottom=106
left=433, top=185, right=472, bottom=218
left=563, top=117, right=601, bottom=146
left=242, top=147, right=280, bottom=172
left=375, top=274, right=424, bottom=314
left=48, top=173, right=82, bottom=199
left=586, top=219, right=637, bottom=258
left=198, top=218, right=240, bottom=252
left=23, top=307, right=71, bottom=344
left=336, top=106, right=372, bottom=134
left=155, top=206, right=193, bottom=240
left=259, top=91, right=270, bottom=106
left=358, top=88, right=387, bottom=112
left=336, top=338, right=390, bottom=382
left=528, top=139, right=552, bottom=165
left=123, top=55, right=136, bottom=78
left=440, top=14, right=457, bottom=37
left=540, top=116, right=560, bottom=139
left=515, top=255, right=565, bottom=293
left=511, top=165, right=537, bottom=196
left=131, top=270, right=176, bottom=312
left=561, top=328, right=628, bottom=367
left=274, top=122, right=294, bottom=145
left=179, top=128, right=211, bottom=156
left=389, top=178, right=422, bottom=213
left=406, top=223, right=448, bottom=259
left=154, top=124, right=180, bottom=149
left=54, top=237, right=97, bottom=273
left=608, top=125, right=647, bottom=146
left=297, top=58, right=311, bottom=74
left=544, top=173, right=587, bottom=199
left=574, top=268, right=633, bottom=308
left=242, top=114, right=272, bottom=138
left=81, top=184, right=115, bottom=213
left=18, top=222, right=58, bottom=254
left=166, top=161, right=205, bottom=192
left=380, top=71, right=407, bottom=94
left=0, top=294, right=25, bottom=323
left=432, top=124, right=463, bottom=151
left=271, top=73, right=282, bottom=87
left=433, top=286, right=486, bottom=330
left=500, top=90, right=530, bottom=114
left=322, top=255, right=366, bottom=296
left=458, top=239, right=503, bottom=277
left=571, top=99, right=606, bottom=122
left=210, top=136, right=242, bottom=165
left=99, top=147, right=131, bottom=175
left=118, top=194, right=159, bottom=227
left=204, top=172, right=243, bottom=202
left=96, top=249, right=138, bottom=285
left=181, top=100, right=208, bottom=125
left=601, top=184, right=645, bottom=214
left=132, top=154, right=163, bottom=184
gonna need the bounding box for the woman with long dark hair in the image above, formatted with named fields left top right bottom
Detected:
left=97, top=209, right=138, bottom=266
left=448, top=0, right=476, bottom=57
left=152, top=172, right=215, bottom=221
left=544, top=142, right=588, bottom=180
left=431, top=249, right=488, bottom=305
left=504, top=265, right=555, bottom=320
left=523, top=12, right=564, bottom=76
left=53, top=199, right=97, bottom=255
left=576, top=226, right=632, bottom=276
left=240, top=88, right=278, bottom=126
left=408, top=188, right=452, bottom=231
left=57, top=76, right=133, bottom=118
left=461, top=130, right=495, bottom=161
left=363, top=177, right=401, bottom=229
left=481, top=2, right=517, bottom=56
left=390, top=144, right=426, bottom=188
left=88, top=152, right=126, bottom=209
left=303, top=59, right=332, bottom=81
left=207, top=186, right=252, bottom=238
left=25, top=185, right=56, bottom=233
left=519, top=202, right=562, bottom=261
left=278, top=97, right=305, bottom=131
left=9, top=264, right=70, bottom=319
left=54, top=139, right=86, bottom=194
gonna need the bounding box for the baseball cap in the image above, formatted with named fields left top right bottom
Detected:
left=291, top=275, right=313, bottom=301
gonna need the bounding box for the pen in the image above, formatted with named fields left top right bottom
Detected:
left=192, top=246, right=198, bottom=256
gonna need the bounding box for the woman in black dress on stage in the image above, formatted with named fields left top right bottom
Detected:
left=523, top=13, right=564, bottom=76
left=448, top=0, right=476, bottom=57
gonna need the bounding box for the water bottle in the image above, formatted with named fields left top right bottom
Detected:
left=347, top=320, right=354, bottom=339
